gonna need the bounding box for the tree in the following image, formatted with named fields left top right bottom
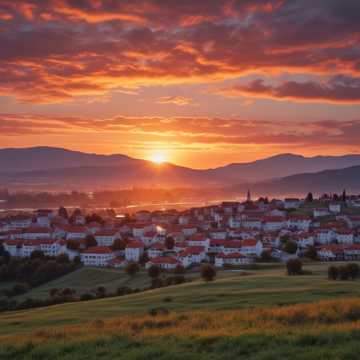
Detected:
left=148, top=265, right=160, bottom=279
left=96, top=286, right=107, bottom=298
left=56, top=254, right=69, bottom=264
left=84, top=234, right=97, bottom=248
left=201, top=264, right=216, bottom=282
left=305, top=192, right=313, bottom=202
left=346, top=263, right=360, bottom=280
left=342, top=189, right=347, bottom=202
left=304, top=246, right=317, bottom=260
left=66, top=240, right=80, bottom=251
left=328, top=266, right=339, bottom=280
left=174, top=264, right=185, bottom=275
left=280, top=235, right=290, bottom=244
left=260, top=250, right=273, bottom=262
left=30, top=250, right=45, bottom=260
left=338, top=266, right=349, bottom=280
left=12, top=283, right=29, bottom=296
left=49, top=288, right=59, bottom=298
left=85, top=213, right=105, bottom=225
left=125, top=262, right=139, bottom=276
left=284, top=241, right=298, bottom=254
left=286, top=259, right=302, bottom=275
left=111, top=238, right=127, bottom=251
left=58, top=206, right=69, bottom=220
left=165, top=236, right=175, bottom=250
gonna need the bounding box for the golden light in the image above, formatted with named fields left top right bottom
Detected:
left=150, top=151, right=167, bottom=164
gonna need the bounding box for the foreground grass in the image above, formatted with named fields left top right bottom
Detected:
left=1, top=298, right=360, bottom=359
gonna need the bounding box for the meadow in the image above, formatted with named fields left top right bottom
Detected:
left=0, top=261, right=359, bottom=359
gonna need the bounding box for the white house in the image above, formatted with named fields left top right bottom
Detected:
left=21, top=227, right=53, bottom=240
left=125, top=240, right=144, bottom=262
left=3, top=240, right=22, bottom=257
left=187, top=233, right=210, bottom=251
left=336, top=229, right=354, bottom=244
left=81, top=246, right=115, bottom=267
left=313, top=208, right=330, bottom=218
left=177, top=246, right=205, bottom=267
left=146, top=256, right=179, bottom=270
left=287, top=216, right=312, bottom=231
left=329, top=203, right=342, bottom=214
left=94, top=229, right=120, bottom=246
left=66, top=226, right=88, bottom=240
left=148, top=242, right=165, bottom=259
left=284, top=198, right=301, bottom=209
left=241, top=239, right=263, bottom=257
left=263, top=216, right=285, bottom=231
left=215, top=252, right=253, bottom=267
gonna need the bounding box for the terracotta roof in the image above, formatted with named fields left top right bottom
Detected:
left=83, top=246, right=113, bottom=254
left=150, top=256, right=178, bottom=264
left=126, top=240, right=144, bottom=249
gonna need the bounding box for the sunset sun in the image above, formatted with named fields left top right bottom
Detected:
left=150, top=151, right=167, bottom=164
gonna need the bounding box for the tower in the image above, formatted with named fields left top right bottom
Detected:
left=247, top=189, right=251, bottom=202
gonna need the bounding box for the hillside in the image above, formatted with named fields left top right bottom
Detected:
left=232, top=165, right=360, bottom=196
left=2, top=147, right=360, bottom=190
left=0, top=262, right=360, bottom=359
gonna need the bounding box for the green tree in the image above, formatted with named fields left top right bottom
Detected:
left=284, top=241, right=298, bottom=254
left=346, top=263, right=360, bottom=280
left=84, top=234, right=97, bottom=248
left=165, top=236, right=175, bottom=250
left=125, top=262, right=139, bottom=276
left=148, top=265, right=160, bottom=279
left=201, top=264, right=216, bottom=282
left=286, top=259, right=302, bottom=275
left=328, top=266, right=339, bottom=280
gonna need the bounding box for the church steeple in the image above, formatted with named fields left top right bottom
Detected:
left=247, top=189, right=251, bottom=202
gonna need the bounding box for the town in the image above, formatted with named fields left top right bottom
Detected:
left=1, top=191, right=360, bottom=271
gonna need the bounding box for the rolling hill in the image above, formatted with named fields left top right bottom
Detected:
left=1, top=147, right=360, bottom=191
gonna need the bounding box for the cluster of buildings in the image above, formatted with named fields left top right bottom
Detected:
left=1, top=195, right=360, bottom=270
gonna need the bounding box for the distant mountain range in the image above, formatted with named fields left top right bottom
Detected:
left=1, top=147, right=360, bottom=193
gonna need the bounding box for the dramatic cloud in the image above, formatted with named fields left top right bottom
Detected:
left=0, top=0, right=360, bottom=103
left=157, top=96, right=195, bottom=106
left=217, top=76, right=360, bottom=104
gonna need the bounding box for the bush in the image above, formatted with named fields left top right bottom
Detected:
left=148, top=265, right=160, bottom=279
left=125, top=262, right=140, bottom=276
left=284, top=241, right=298, bottom=254
left=346, top=263, right=360, bottom=280
left=174, top=264, right=185, bottom=275
left=286, top=259, right=303, bottom=275
left=12, top=282, right=29, bottom=296
left=304, top=246, right=317, bottom=260
left=328, top=266, right=339, bottom=280
left=80, top=293, right=95, bottom=301
left=339, top=266, right=350, bottom=280
left=201, top=264, right=216, bottom=282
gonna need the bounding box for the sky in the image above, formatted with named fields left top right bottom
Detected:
left=1, top=0, right=360, bottom=169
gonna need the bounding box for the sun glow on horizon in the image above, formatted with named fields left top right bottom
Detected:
left=149, top=151, right=167, bottom=164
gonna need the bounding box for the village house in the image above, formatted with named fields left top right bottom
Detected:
left=146, top=256, right=179, bottom=270
left=263, top=216, right=285, bottom=231
left=241, top=239, right=263, bottom=257
left=81, top=246, right=115, bottom=267
left=94, top=229, right=120, bottom=246
left=147, top=242, right=165, bottom=259
left=335, top=229, right=354, bottom=244
left=125, top=240, right=144, bottom=262
left=283, top=198, right=301, bottom=209
left=317, top=244, right=345, bottom=261
left=215, top=252, right=253, bottom=267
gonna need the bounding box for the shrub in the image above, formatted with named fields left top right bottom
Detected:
left=174, top=264, right=185, bottom=275
left=163, top=296, right=172, bottom=303
left=286, top=259, right=303, bottom=275
left=201, top=264, right=216, bottom=282
left=284, top=241, right=298, bottom=254
left=125, top=262, right=139, bottom=276
left=328, top=266, right=339, bottom=280
left=346, top=263, right=360, bottom=280
left=80, top=293, right=94, bottom=301
left=12, top=282, right=29, bottom=296
left=339, top=266, right=350, bottom=280
left=148, top=264, right=160, bottom=279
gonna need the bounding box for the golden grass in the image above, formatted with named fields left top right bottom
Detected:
left=2, top=297, right=360, bottom=347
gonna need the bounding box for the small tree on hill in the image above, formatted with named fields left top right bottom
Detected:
left=201, top=264, right=216, bottom=282
left=286, top=259, right=302, bottom=275
left=85, top=234, right=97, bottom=248
left=165, top=236, right=175, bottom=250
left=304, top=246, right=317, bottom=260
left=284, top=241, right=298, bottom=254
left=342, top=189, right=347, bottom=202
left=148, top=265, right=160, bottom=279
left=346, top=263, right=360, bottom=280
left=328, top=266, right=339, bottom=280
left=111, top=238, right=127, bottom=251
left=174, top=264, right=185, bottom=275
left=305, top=192, right=313, bottom=203
left=125, top=262, right=139, bottom=276
left=58, top=206, right=69, bottom=220
left=339, top=266, right=349, bottom=280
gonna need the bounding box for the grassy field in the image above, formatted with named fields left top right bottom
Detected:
left=0, top=261, right=359, bottom=359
